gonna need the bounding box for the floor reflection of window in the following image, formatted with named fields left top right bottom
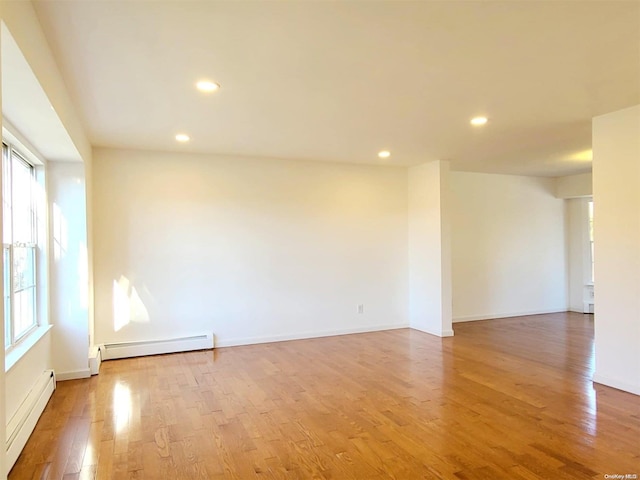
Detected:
left=113, top=381, right=132, bottom=434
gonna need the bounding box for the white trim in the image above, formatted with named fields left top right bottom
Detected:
left=452, top=308, right=567, bottom=323
left=408, top=326, right=454, bottom=338
left=2, top=120, right=46, bottom=166
left=583, top=284, right=595, bottom=313
left=5, top=324, right=53, bottom=372
left=100, top=333, right=214, bottom=360
left=55, top=369, right=91, bottom=381
left=89, top=345, right=101, bottom=375
left=593, top=372, right=640, bottom=396
left=214, top=323, right=410, bottom=348
left=6, top=370, right=55, bottom=470
left=568, top=308, right=589, bottom=314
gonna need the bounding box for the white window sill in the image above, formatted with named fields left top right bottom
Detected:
left=5, top=324, right=53, bottom=372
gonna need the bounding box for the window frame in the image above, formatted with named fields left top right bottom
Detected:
left=588, top=199, right=594, bottom=284
left=3, top=141, right=39, bottom=352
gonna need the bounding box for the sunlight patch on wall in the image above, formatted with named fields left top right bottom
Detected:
left=567, top=149, right=593, bottom=163
left=113, top=275, right=150, bottom=332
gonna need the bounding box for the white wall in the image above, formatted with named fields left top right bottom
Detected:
left=48, top=162, right=90, bottom=379
left=556, top=172, right=592, bottom=199
left=4, top=335, right=51, bottom=431
left=592, top=104, right=640, bottom=395
left=450, top=172, right=567, bottom=322
left=85, top=156, right=95, bottom=349
left=92, top=148, right=409, bottom=347
left=408, top=161, right=453, bottom=336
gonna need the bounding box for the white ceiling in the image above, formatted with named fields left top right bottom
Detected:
left=33, top=0, right=640, bottom=176
left=1, top=22, right=81, bottom=163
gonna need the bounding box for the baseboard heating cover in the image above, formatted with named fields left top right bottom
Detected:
left=6, top=370, right=56, bottom=470
left=99, top=333, right=214, bottom=361
left=89, top=345, right=102, bottom=375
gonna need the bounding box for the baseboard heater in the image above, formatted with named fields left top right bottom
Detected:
left=6, top=370, right=56, bottom=470
left=99, top=333, right=214, bottom=361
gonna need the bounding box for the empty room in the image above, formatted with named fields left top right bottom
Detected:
left=0, top=1, right=639, bottom=479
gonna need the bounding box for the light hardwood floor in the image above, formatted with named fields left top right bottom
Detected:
left=8, top=312, right=640, bottom=479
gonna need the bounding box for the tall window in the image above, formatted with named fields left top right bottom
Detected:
left=3, top=142, right=38, bottom=349
left=588, top=200, right=594, bottom=283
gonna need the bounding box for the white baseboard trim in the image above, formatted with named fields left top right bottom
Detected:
left=6, top=370, right=56, bottom=470
left=567, top=308, right=593, bottom=314
left=89, top=345, right=102, bottom=375
left=55, top=369, right=91, bottom=381
left=409, top=326, right=454, bottom=338
left=214, top=323, right=409, bottom=348
left=100, top=333, right=214, bottom=360
left=593, top=372, right=640, bottom=396
left=453, top=308, right=567, bottom=323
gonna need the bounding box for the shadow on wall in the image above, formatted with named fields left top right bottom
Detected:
left=52, top=202, right=67, bottom=261
left=112, top=275, right=150, bottom=332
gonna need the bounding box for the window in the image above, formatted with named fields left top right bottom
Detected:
left=3, top=142, right=38, bottom=349
left=588, top=200, right=594, bottom=283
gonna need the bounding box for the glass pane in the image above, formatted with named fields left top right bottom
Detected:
left=591, top=241, right=595, bottom=283
left=588, top=201, right=594, bottom=242
left=2, top=144, right=11, bottom=244
left=589, top=201, right=595, bottom=282
left=3, top=247, right=10, bottom=347
left=13, top=246, right=35, bottom=292
left=14, top=287, right=35, bottom=339
left=12, top=155, right=34, bottom=244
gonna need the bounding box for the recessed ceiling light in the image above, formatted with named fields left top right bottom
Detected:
left=196, top=80, right=220, bottom=93
left=175, top=133, right=190, bottom=142
left=378, top=150, right=391, bottom=158
left=470, top=116, right=488, bottom=126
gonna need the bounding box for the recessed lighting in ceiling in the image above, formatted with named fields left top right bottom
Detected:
left=175, top=133, right=190, bottom=143
left=470, top=116, right=488, bottom=126
left=196, top=80, right=220, bottom=93
left=378, top=150, right=391, bottom=158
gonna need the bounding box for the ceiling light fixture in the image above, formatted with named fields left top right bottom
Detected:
left=470, top=116, right=488, bottom=126
left=378, top=150, right=391, bottom=158
left=175, top=133, right=190, bottom=142
left=196, top=80, right=220, bottom=93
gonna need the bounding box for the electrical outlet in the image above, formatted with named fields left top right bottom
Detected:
left=357, top=304, right=364, bottom=314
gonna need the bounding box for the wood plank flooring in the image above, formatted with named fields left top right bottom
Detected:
left=8, top=312, right=640, bottom=479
